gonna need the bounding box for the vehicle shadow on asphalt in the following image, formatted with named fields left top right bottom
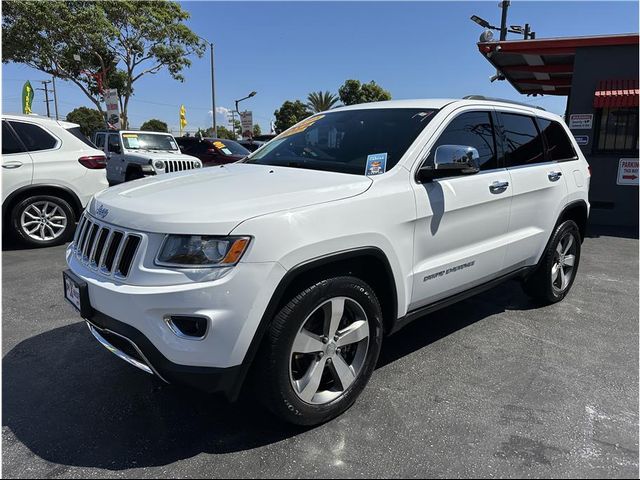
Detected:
left=2, top=280, right=536, bottom=471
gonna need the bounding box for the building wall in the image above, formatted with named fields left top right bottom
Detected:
left=567, top=44, right=639, bottom=227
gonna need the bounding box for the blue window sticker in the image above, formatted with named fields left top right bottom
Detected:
left=366, top=153, right=387, bottom=176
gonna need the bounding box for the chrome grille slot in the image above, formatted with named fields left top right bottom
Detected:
left=72, top=213, right=142, bottom=279
left=83, top=223, right=99, bottom=260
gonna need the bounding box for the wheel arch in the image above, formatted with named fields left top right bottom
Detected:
left=2, top=184, right=83, bottom=222
left=557, top=199, right=589, bottom=241
left=229, top=247, right=399, bottom=401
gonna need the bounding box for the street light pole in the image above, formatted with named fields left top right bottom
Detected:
left=209, top=42, right=217, bottom=137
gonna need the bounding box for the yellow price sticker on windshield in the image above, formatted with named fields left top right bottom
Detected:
left=213, top=141, right=226, bottom=149
left=278, top=115, right=325, bottom=139
left=122, top=134, right=138, bottom=138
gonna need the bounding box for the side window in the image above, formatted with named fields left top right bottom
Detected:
left=95, top=133, right=106, bottom=148
left=9, top=121, right=58, bottom=152
left=107, top=134, right=121, bottom=153
left=2, top=121, right=25, bottom=154
left=537, top=118, right=577, bottom=162
left=499, top=113, right=545, bottom=167
left=428, top=111, right=497, bottom=170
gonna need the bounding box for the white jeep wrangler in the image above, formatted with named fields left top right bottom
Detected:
left=65, top=97, right=590, bottom=425
left=92, top=130, right=202, bottom=185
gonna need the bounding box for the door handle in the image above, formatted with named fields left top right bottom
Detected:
left=548, top=171, right=563, bottom=182
left=2, top=161, right=23, bottom=169
left=489, top=180, right=509, bottom=194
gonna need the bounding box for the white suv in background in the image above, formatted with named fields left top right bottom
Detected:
left=64, top=97, right=590, bottom=425
left=3, top=114, right=109, bottom=247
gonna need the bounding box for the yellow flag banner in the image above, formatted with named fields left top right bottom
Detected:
left=179, top=105, right=187, bottom=132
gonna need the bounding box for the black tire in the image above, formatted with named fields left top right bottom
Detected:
left=10, top=195, right=76, bottom=247
left=125, top=168, right=144, bottom=182
left=255, top=276, right=384, bottom=426
left=522, top=219, right=581, bottom=304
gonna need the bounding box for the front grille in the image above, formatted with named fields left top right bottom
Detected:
left=165, top=159, right=199, bottom=173
left=72, top=213, right=142, bottom=279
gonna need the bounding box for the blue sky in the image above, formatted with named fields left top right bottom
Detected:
left=2, top=1, right=638, bottom=133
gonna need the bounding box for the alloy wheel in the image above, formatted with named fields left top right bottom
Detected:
left=551, top=232, right=577, bottom=293
left=20, top=201, right=68, bottom=242
left=289, top=296, right=370, bottom=405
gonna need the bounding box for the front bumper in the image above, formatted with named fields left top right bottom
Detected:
left=66, top=254, right=286, bottom=397
left=86, top=313, right=243, bottom=398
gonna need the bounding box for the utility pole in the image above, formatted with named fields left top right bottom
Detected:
left=51, top=76, right=59, bottom=120
left=210, top=42, right=217, bottom=137
left=36, top=80, right=54, bottom=117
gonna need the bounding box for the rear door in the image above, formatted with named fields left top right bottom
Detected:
left=8, top=120, right=62, bottom=187
left=410, top=109, right=512, bottom=308
left=497, top=110, right=569, bottom=269
left=2, top=120, right=33, bottom=202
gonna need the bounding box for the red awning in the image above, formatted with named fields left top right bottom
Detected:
left=593, top=79, right=640, bottom=108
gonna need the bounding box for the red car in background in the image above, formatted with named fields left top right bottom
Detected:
left=175, top=137, right=250, bottom=167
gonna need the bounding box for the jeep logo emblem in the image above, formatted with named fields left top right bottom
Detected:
left=96, top=204, right=109, bottom=219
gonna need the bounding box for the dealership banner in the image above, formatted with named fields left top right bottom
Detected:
left=104, top=88, right=121, bottom=129
left=22, top=81, right=34, bottom=115
left=240, top=111, right=253, bottom=139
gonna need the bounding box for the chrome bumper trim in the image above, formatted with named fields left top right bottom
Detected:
left=86, top=321, right=169, bottom=383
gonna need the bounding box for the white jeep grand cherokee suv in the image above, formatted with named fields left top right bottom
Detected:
left=64, top=97, right=590, bottom=425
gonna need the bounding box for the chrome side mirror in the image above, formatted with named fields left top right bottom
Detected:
left=417, top=145, right=481, bottom=182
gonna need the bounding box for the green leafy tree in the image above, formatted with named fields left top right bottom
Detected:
left=2, top=1, right=205, bottom=128
left=338, top=79, right=391, bottom=106
left=273, top=100, right=311, bottom=133
left=253, top=124, right=262, bottom=136
left=306, top=91, right=340, bottom=113
left=65, top=107, right=105, bottom=137
left=140, top=119, right=168, bottom=132
left=214, top=126, right=236, bottom=140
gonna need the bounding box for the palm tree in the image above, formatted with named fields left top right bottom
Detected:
left=306, top=91, right=340, bottom=113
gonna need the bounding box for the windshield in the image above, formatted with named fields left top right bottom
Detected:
left=244, top=108, right=437, bottom=175
left=121, top=132, right=178, bottom=151
left=209, top=139, right=250, bottom=156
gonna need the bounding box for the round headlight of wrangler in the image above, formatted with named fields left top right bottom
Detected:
left=154, top=160, right=165, bottom=170
left=194, top=163, right=202, bottom=168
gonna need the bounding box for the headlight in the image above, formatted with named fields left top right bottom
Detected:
left=156, top=235, right=250, bottom=267
left=154, top=160, right=165, bottom=170
left=194, top=163, right=202, bottom=168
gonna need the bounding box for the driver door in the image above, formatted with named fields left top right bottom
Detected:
left=409, top=109, right=512, bottom=309
left=106, top=133, right=124, bottom=183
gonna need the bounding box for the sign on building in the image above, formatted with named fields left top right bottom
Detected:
left=569, top=114, right=593, bottom=130
left=573, top=135, right=589, bottom=146
left=617, top=158, right=639, bottom=186
left=104, top=89, right=121, bottom=129
left=240, top=111, right=253, bottom=139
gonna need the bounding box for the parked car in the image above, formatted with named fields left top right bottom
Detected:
left=64, top=97, right=589, bottom=426
left=236, top=139, right=266, bottom=152
left=2, top=114, right=108, bottom=247
left=92, top=130, right=202, bottom=185
left=175, top=136, right=250, bottom=166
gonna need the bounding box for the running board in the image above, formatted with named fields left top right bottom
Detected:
left=390, top=266, right=533, bottom=335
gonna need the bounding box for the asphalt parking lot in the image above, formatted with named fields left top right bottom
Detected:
left=2, top=226, right=638, bottom=478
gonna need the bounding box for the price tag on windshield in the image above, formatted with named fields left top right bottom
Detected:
left=365, top=153, right=387, bottom=176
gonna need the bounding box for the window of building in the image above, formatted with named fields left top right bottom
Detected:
left=595, top=108, right=639, bottom=153
left=9, top=121, right=58, bottom=152
left=537, top=118, right=578, bottom=161
left=427, top=111, right=498, bottom=170
left=499, top=113, right=545, bottom=167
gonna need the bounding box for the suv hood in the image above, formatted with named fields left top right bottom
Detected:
left=90, top=163, right=372, bottom=234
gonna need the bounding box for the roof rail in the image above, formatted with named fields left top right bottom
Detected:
left=463, top=95, right=546, bottom=111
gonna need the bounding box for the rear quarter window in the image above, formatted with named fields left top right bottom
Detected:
left=66, top=126, right=98, bottom=148
left=537, top=118, right=578, bottom=161
left=9, top=121, right=58, bottom=152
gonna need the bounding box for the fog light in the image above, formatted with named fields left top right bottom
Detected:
left=165, top=315, right=208, bottom=339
